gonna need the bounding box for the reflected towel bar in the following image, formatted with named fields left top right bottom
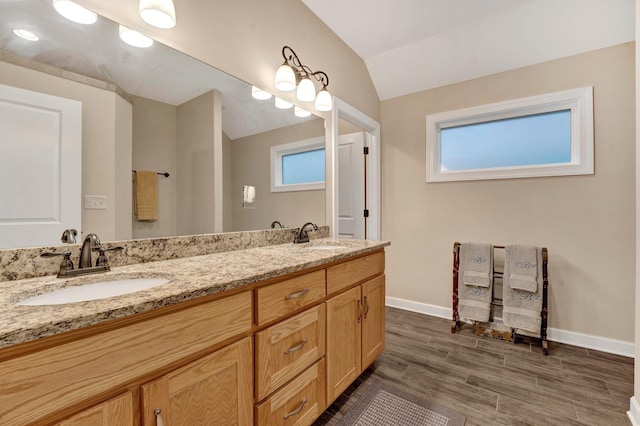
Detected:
left=132, top=170, right=170, bottom=177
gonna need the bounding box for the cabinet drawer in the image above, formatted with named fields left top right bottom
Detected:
left=256, top=304, right=325, bottom=401
left=256, top=358, right=325, bottom=426
left=326, top=251, right=384, bottom=295
left=256, top=269, right=326, bottom=326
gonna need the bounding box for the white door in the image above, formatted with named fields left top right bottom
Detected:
left=0, top=83, right=82, bottom=249
left=337, top=132, right=366, bottom=239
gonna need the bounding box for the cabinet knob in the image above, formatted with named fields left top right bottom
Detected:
left=154, top=408, right=165, bottom=426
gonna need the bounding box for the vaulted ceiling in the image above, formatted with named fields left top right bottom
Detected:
left=301, top=0, right=635, bottom=100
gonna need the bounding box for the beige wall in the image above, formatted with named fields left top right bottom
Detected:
left=176, top=90, right=217, bottom=235
left=76, top=0, right=380, bottom=122
left=231, top=118, right=326, bottom=231
left=0, top=60, right=131, bottom=242
left=114, top=95, right=133, bottom=241
left=131, top=95, right=177, bottom=239
left=381, top=43, right=635, bottom=343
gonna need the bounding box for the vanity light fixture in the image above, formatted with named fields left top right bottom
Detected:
left=119, top=25, right=154, bottom=48
left=139, top=0, right=176, bottom=29
left=294, top=106, right=311, bottom=118
left=274, top=97, right=293, bottom=110
left=251, top=86, right=272, bottom=100
left=52, top=0, right=97, bottom=25
left=13, top=29, right=39, bottom=41
left=274, top=46, right=332, bottom=111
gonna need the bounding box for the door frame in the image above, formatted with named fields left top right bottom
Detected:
left=326, top=97, right=381, bottom=240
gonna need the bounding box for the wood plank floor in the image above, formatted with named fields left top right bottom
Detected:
left=313, top=307, right=633, bottom=426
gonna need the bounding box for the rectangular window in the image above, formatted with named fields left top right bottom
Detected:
left=271, top=136, right=325, bottom=192
left=426, top=87, right=593, bottom=182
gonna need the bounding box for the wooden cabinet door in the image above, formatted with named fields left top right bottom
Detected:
left=141, top=337, right=253, bottom=426
left=361, top=275, right=386, bottom=369
left=325, top=286, right=361, bottom=405
left=56, top=392, right=134, bottom=426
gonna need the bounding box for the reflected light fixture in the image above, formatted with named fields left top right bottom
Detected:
left=294, top=106, right=311, bottom=118
left=13, top=29, right=39, bottom=41
left=251, top=86, right=272, bottom=100
left=119, top=25, right=154, bottom=48
left=274, top=97, right=293, bottom=109
left=274, top=46, right=332, bottom=111
left=52, top=0, right=97, bottom=24
left=139, top=0, right=176, bottom=29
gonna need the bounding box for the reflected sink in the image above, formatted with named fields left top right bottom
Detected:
left=17, top=278, right=171, bottom=306
left=306, top=245, right=346, bottom=250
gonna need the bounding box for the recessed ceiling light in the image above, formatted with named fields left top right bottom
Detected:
left=13, top=29, right=39, bottom=41
left=119, top=25, right=154, bottom=48
left=52, top=0, right=98, bottom=25
left=139, top=0, right=176, bottom=29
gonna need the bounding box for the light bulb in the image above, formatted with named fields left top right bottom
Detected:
left=275, top=64, right=296, bottom=92
left=13, top=29, right=39, bottom=41
left=251, top=86, right=272, bottom=100
left=139, top=0, right=176, bottom=29
left=52, top=0, right=97, bottom=24
left=315, top=88, right=333, bottom=111
left=294, top=106, right=312, bottom=118
left=275, top=97, right=293, bottom=109
left=296, top=77, right=316, bottom=102
left=119, top=25, right=154, bottom=48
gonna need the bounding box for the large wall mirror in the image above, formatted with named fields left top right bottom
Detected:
left=0, top=0, right=325, bottom=249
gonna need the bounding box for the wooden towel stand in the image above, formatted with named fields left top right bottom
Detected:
left=451, top=242, right=549, bottom=355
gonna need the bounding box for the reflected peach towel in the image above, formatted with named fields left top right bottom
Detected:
left=135, top=170, right=158, bottom=221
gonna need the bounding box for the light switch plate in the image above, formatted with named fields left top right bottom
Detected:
left=84, top=195, right=107, bottom=210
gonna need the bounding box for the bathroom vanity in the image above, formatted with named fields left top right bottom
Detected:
left=0, top=238, right=388, bottom=426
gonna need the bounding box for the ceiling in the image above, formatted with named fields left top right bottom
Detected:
left=301, top=0, right=636, bottom=100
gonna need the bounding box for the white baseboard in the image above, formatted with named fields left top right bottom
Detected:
left=385, top=296, right=634, bottom=358
left=628, top=396, right=640, bottom=426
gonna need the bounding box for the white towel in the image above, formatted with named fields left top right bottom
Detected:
left=503, top=247, right=544, bottom=334
left=505, top=245, right=538, bottom=292
left=458, top=243, right=493, bottom=322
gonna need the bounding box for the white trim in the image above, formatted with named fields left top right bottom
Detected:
left=386, top=297, right=634, bottom=357
left=270, top=136, right=326, bottom=192
left=426, top=86, right=594, bottom=182
left=628, top=397, right=640, bottom=426
left=330, top=98, right=381, bottom=240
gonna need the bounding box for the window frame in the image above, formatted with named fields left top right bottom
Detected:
left=425, top=86, right=594, bottom=182
left=271, top=136, right=326, bottom=192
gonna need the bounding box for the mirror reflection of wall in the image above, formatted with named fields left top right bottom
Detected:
left=0, top=0, right=326, bottom=248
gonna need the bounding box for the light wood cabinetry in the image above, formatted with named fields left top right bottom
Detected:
left=141, top=337, right=253, bottom=426
left=361, top=275, right=386, bottom=368
left=55, top=392, right=135, bottom=426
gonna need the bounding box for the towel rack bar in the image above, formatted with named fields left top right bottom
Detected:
left=132, top=170, right=170, bottom=177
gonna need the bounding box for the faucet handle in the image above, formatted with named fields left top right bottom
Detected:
left=95, top=246, right=124, bottom=268
left=60, top=229, right=78, bottom=244
left=41, top=251, right=74, bottom=273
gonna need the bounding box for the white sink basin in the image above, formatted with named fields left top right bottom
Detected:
left=17, top=278, right=171, bottom=306
left=306, top=245, right=346, bottom=250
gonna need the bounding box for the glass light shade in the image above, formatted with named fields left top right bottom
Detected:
left=13, top=29, right=39, bottom=41
left=294, top=106, right=312, bottom=118
left=315, top=88, right=333, bottom=111
left=296, top=77, right=316, bottom=102
left=251, top=86, right=272, bottom=100
left=119, top=25, right=154, bottom=48
left=274, top=97, right=293, bottom=109
left=52, top=0, right=97, bottom=24
left=139, top=0, right=176, bottom=29
left=274, top=64, right=296, bottom=92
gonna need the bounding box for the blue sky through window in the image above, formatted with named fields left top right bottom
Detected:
left=440, top=110, right=571, bottom=171
left=282, top=148, right=325, bottom=185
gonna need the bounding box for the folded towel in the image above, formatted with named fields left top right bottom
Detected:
left=458, top=243, right=493, bottom=322
left=503, top=247, right=543, bottom=335
left=134, top=170, right=158, bottom=221
left=505, top=245, right=538, bottom=292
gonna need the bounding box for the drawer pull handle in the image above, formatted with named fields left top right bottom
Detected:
left=284, top=338, right=308, bottom=354
left=284, top=398, right=308, bottom=419
left=364, top=296, right=370, bottom=319
left=357, top=299, right=363, bottom=323
left=154, top=408, right=165, bottom=426
left=286, top=288, right=309, bottom=300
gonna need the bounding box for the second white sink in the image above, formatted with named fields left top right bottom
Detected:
left=17, top=278, right=171, bottom=306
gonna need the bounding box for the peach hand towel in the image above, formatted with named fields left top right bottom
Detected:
left=135, top=170, right=158, bottom=221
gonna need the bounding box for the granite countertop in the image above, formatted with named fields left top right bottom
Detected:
left=0, top=238, right=389, bottom=350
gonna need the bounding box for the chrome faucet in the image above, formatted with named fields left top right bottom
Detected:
left=294, top=222, right=318, bottom=244
left=79, top=233, right=101, bottom=268
left=271, top=220, right=285, bottom=229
